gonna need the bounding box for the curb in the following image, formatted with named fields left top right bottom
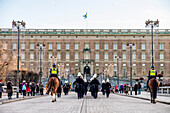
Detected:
left=115, top=93, right=170, bottom=105
left=1, top=95, right=48, bottom=105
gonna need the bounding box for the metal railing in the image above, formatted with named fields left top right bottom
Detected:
left=158, top=86, right=170, bottom=95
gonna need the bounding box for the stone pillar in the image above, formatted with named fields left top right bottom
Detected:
left=91, top=62, right=94, bottom=75
left=80, top=62, right=83, bottom=73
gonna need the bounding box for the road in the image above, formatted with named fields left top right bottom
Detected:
left=0, top=92, right=170, bottom=113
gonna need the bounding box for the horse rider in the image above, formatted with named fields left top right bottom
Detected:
left=147, top=65, right=157, bottom=89
left=91, top=74, right=99, bottom=99
left=46, top=63, right=60, bottom=94
left=75, top=72, right=84, bottom=99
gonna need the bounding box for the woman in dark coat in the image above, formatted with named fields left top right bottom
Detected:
left=134, top=82, right=138, bottom=95
left=105, top=79, right=111, bottom=98
left=101, top=80, right=106, bottom=95
left=7, top=80, right=13, bottom=99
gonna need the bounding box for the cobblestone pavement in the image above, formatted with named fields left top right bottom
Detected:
left=0, top=92, right=170, bottom=113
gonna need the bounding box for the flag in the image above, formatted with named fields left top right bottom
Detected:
left=83, top=13, right=87, bottom=19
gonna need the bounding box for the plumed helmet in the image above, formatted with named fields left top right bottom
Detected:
left=106, top=78, right=109, bottom=82
left=84, top=78, right=87, bottom=82
left=23, top=80, right=26, bottom=83
left=58, top=76, right=61, bottom=79
left=77, top=72, right=81, bottom=77
left=102, top=80, right=105, bottom=83
left=93, top=74, right=97, bottom=78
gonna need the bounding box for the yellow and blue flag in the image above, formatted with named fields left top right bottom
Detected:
left=83, top=13, right=87, bottom=19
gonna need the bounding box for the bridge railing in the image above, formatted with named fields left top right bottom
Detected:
left=158, top=86, right=170, bottom=95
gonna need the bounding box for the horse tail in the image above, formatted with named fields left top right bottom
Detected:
left=49, top=78, right=54, bottom=93
left=152, top=78, right=157, bottom=99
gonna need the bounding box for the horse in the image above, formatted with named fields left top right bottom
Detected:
left=148, top=78, right=159, bottom=104
left=48, top=77, right=60, bottom=102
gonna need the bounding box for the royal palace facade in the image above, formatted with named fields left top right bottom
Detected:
left=0, top=28, right=170, bottom=83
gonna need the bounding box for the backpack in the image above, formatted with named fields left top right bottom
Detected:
left=22, top=84, right=26, bottom=90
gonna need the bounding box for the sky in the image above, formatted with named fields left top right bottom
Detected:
left=0, top=0, right=170, bottom=29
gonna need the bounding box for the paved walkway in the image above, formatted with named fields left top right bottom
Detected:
left=117, top=91, right=170, bottom=104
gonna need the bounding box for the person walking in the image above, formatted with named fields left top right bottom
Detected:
left=36, top=83, right=39, bottom=95
left=0, top=79, right=4, bottom=98
left=134, top=82, right=138, bottom=95
left=31, top=82, right=35, bottom=96
left=75, top=72, right=84, bottom=99
left=138, top=82, right=141, bottom=94
left=21, top=80, right=27, bottom=98
left=26, top=83, right=31, bottom=96
left=101, top=80, right=106, bottom=95
left=120, top=84, right=124, bottom=93
left=91, top=74, right=99, bottom=99
left=63, top=81, right=69, bottom=95
left=105, top=79, right=111, bottom=98
left=84, top=78, right=88, bottom=96
left=7, top=79, right=13, bottom=99
left=39, top=82, right=44, bottom=95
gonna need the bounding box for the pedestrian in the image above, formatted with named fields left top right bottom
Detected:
left=138, top=82, right=141, bottom=94
left=36, top=83, right=39, bottom=95
left=26, top=83, right=31, bottom=96
left=125, top=84, right=129, bottom=95
left=21, top=80, right=27, bottom=98
left=31, top=82, right=35, bottom=96
left=134, top=82, right=138, bottom=95
left=115, top=85, right=118, bottom=93
left=39, top=82, right=44, bottom=95
left=75, top=72, right=84, bottom=99
left=7, top=79, right=13, bottom=99
left=0, top=79, right=4, bottom=98
left=101, top=80, right=106, bottom=95
left=121, top=84, right=124, bottom=93
left=57, top=77, right=62, bottom=98
left=118, top=85, right=121, bottom=93
left=84, top=78, right=88, bottom=95
left=63, top=81, right=69, bottom=95
left=91, top=74, right=99, bottom=99
left=105, top=79, right=111, bottom=98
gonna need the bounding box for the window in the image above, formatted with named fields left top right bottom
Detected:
left=142, top=43, right=145, bottom=50
left=150, top=44, right=155, bottom=50
left=30, top=53, right=34, bottom=60
left=57, top=43, right=61, bottom=50
left=114, top=43, right=117, bottom=50
left=113, top=53, right=117, bottom=59
left=66, top=53, right=70, bottom=60
left=3, top=43, right=7, bottom=49
left=48, top=53, right=52, bottom=59
left=3, top=54, right=6, bottom=59
left=30, top=43, right=34, bottom=49
left=160, top=53, right=164, bottom=60
left=21, top=53, right=25, bottom=60
left=123, top=69, right=126, bottom=77
left=123, top=53, right=126, bottom=60
left=49, top=43, right=52, bottom=50
left=96, top=53, right=99, bottom=60
left=21, top=43, right=25, bottom=50
left=75, top=53, right=79, bottom=60
left=57, top=53, right=61, bottom=60
left=12, top=43, right=17, bottom=49
left=104, top=44, right=108, bottom=50
left=122, top=44, right=126, bottom=50
left=85, top=43, right=89, bottom=49
left=66, top=44, right=70, bottom=50
left=95, top=43, right=99, bottom=50
left=133, top=53, right=136, bottom=60
left=104, top=53, right=108, bottom=60
left=75, top=44, right=79, bottom=50
left=85, top=53, right=89, bottom=59
left=133, top=44, right=136, bottom=50
left=142, top=53, right=145, bottom=60
left=160, top=44, right=164, bottom=50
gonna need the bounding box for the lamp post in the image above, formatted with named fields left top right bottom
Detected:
left=127, top=42, right=135, bottom=95
left=37, top=43, right=45, bottom=84
left=115, top=56, right=121, bottom=86
left=145, top=19, right=159, bottom=67
left=12, top=20, right=26, bottom=98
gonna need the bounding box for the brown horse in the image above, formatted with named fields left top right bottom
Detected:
left=48, top=77, right=60, bottom=102
left=148, top=78, right=159, bottom=104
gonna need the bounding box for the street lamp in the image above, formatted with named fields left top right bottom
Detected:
left=37, top=43, right=45, bottom=84
left=12, top=20, right=26, bottom=98
left=115, top=56, right=121, bottom=86
left=145, top=19, right=159, bottom=67
left=127, top=42, right=135, bottom=95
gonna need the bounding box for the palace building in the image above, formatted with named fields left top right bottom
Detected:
left=0, top=28, right=170, bottom=82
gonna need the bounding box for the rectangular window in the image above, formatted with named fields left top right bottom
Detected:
left=30, top=43, right=34, bottom=50
left=160, top=44, right=164, bottom=50
left=142, top=43, right=145, bottom=50
left=113, top=53, right=117, bottom=59
left=57, top=43, right=61, bottom=50
left=133, top=53, right=136, bottom=60
left=21, top=43, right=25, bottom=50
left=66, top=44, right=70, bottom=50
left=96, top=53, right=99, bottom=60
left=122, top=44, right=126, bottom=50
left=85, top=43, right=89, bottom=49
left=49, top=53, right=52, bottom=59
left=123, top=69, right=126, bottom=77
left=160, top=53, right=164, bottom=60
left=150, top=44, right=155, bottom=50
left=142, top=53, right=145, bottom=60
left=75, top=44, right=79, bottom=50
left=75, top=53, right=79, bottom=60
left=95, top=43, right=99, bottom=50
left=85, top=53, right=89, bottom=59
left=21, top=53, right=25, bottom=60
left=30, top=53, right=34, bottom=60
left=49, top=43, right=52, bottom=50
left=104, top=44, right=108, bottom=50
left=114, top=43, right=117, bottom=50
left=104, top=53, right=108, bottom=60
left=133, top=44, right=136, bottom=50
left=57, top=53, right=61, bottom=60
left=123, top=54, right=126, bottom=60
left=12, top=43, right=17, bottom=49
left=3, top=43, right=7, bottom=49
left=66, top=53, right=70, bottom=60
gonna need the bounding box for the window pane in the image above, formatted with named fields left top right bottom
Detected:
left=21, top=43, right=25, bottom=49
left=75, top=53, right=79, bottom=59
left=30, top=43, right=34, bottom=49
left=66, top=53, right=69, bottom=59
left=21, top=53, right=25, bottom=60
left=49, top=43, right=52, bottom=50
left=57, top=53, right=61, bottom=59
left=142, top=53, right=145, bottom=60
left=49, top=53, right=52, bottom=59
left=123, top=54, right=126, bottom=60
left=30, top=53, right=34, bottom=60
left=122, top=44, right=126, bottom=50
left=13, top=43, right=16, bottom=49
left=133, top=45, right=136, bottom=50
left=95, top=44, right=99, bottom=50
left=85, top=44, right=89, bottom=48
left=66, top=44, right=70, bottom=49
left=142, top=44, right=145, bottom=50
left=114, top=53, right=117, bottom=59
left=160, top=53, right=164, bottom=60
left=105, top=53, right=108, bottom=60
left=114, top=43, right=117, bottom=50
left=160, top=44, right=164, bottom=50
left=133, top=53, right=136, bottom=60
left=96, top=53, right=99, bottom=60
left=85, top=53, right=89, bottom=59
left=105, top=44, right=108, bottom=50
left=75, top=44, right=79, bottom=50
left=57, top=44, right=61, bottom=50
left=3, top=43, right=7, bottom=49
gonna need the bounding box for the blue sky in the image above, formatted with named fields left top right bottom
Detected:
left=0, top=0, right=170, bottom=29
